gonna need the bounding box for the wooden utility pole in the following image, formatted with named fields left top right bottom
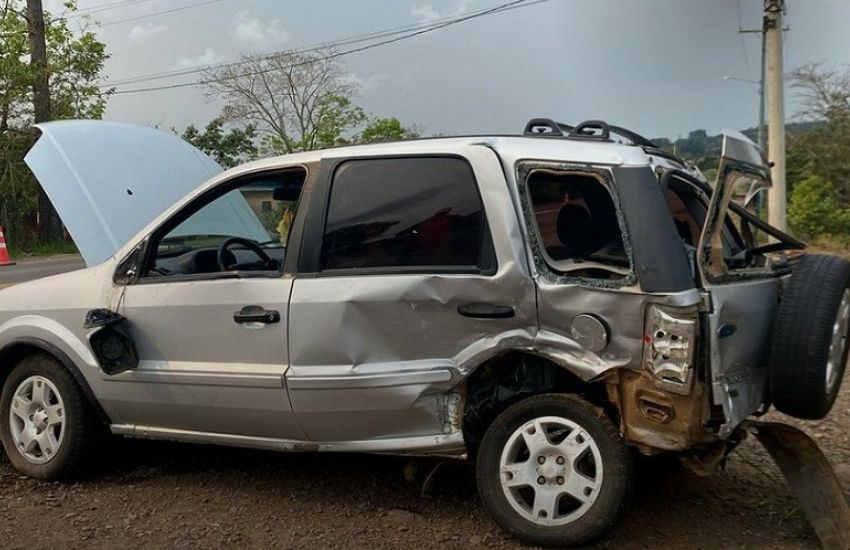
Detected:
left=765, top=0, right=787, bottom=231
left=26, top=0, right=63, bottom=242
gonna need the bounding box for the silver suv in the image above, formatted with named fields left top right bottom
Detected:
left=1, top=119, right=847, bottom=547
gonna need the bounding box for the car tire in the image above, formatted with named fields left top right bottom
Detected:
left=0, top=354, right=102, bottom=479
left=769, top=254, right=850, bottom=419
left=476, top=393, right=634, bottom=548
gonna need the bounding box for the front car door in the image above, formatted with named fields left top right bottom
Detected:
left=100, top=166, right=314, bottom=442
left=286, top=146, right=537, bottom=450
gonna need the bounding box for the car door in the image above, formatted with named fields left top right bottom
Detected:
left=696, top=132, right=786, bottom=436
left=286, top=147, right=537, bottom=443
left=99, top=168, right=312, bottom=441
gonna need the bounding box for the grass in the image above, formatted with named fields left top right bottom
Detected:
left=7, top=240, right=79, bottom=258
left=804, top=233, right=850, bottom=260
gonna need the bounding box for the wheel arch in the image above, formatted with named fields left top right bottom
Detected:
left=460, top=350, right=617, bottom=453
left=0, top=337, right=111, bottom=424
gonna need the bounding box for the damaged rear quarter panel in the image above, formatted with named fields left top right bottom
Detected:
left=511, top=158, right=714, bottom=452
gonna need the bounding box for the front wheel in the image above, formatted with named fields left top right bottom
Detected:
left=0, top=354, right=102, bottom=479
left=476, top=394, right=634, bottom=548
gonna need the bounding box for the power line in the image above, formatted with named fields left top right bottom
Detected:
left=70, top=0, right=152, bottom=17
left=107, top=0, right=551, bottom=95
left=97, top=0, right=230, bottom=26
left=737, top=0, right=754, bottom=80
left=104, top=0, right=548, bottom=89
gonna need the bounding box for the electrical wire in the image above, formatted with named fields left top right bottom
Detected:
left=103, top=0, right=549, bottom=88
left=106, top=0, right=551, bottom=95
left=98, top=0, right=230, bottom=26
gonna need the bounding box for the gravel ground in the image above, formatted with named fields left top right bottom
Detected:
left=0, top=382, right=847, bottom=549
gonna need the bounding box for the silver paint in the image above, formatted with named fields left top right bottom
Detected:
left=0, top=124, right=791, bottom=459
left=570, top=315, right=609, bottom=353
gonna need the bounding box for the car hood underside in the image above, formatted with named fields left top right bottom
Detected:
left=25, top=120, right=223, bottom=266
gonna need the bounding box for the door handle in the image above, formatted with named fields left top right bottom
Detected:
left=457, top=303, right=515, bottom=319
left=234, top=305, right=281, bottom=325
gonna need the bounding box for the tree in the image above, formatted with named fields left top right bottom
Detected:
left=201, top=49, right=366, bottom=154
left=182, top=117, right=258, bottom=168
left=27, top=0, right=62, bottom=241
left=787, top=64, right=850, bottom=200
left=358, top=117, right=420, bottom=144
left=0, top=0, right=110, bottom=245
left=788, top=175, right=850, bottom=236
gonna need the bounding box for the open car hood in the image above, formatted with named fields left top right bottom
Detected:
left=25, top=120, right=224, bottom=266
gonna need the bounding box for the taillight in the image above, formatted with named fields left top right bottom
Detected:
left=643, top=305, right=698, bottom=395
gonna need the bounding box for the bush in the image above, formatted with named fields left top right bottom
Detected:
left=788, top=175, right=850, bottom=236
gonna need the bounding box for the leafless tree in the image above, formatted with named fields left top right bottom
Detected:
left=789, top=63, right=850, bottom=123
left=201, top=49, right=365, bottom=154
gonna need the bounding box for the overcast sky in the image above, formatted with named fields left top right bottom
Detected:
left=52, top=0, right=850, bottom=140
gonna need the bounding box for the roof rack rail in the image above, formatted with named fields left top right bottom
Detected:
left=523, top=118, right=570, bottom=136
left=567, top=120, right=611, bottom=141
left=522, top=117, right=687, bottom=165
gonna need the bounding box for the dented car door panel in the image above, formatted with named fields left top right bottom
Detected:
left=286, top=147, right=538, bottom=442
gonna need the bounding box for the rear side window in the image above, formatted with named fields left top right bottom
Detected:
left=526, top=169, right=629, bottom=280
left=321, top=157, right=490, bottom=272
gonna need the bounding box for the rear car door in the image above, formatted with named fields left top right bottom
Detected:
left=695, top=133, right=785, bottom=435
left=286, top=147, right=537, bottom=444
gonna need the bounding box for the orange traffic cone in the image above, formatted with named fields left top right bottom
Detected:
left=0, top=226, right=15, bottom=267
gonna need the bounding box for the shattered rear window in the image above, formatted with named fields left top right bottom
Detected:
left=525, top=168, right=631, bottom=283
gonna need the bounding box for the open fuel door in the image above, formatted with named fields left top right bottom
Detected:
left=697, top=132, right=790, bottom=436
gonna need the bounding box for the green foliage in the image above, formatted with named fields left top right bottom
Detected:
left=182, top=117, right=258, bottom=168
left=0, top=1, right=111, bottom=246
left=786, top=118, right=850, bottom=201
left=310, top=95, right=367, bottom=150
left=788, top=175, right=850, bottom=236
left=358, top=117, right=420, bottom=143
left=8, top=238, right=78, bottom=258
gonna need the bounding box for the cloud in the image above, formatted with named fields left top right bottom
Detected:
left=411, top=0, right=477, bottom=23
left=127, top=22, right=168, bottom=43
left=348, top=73, right=389, bottom=93
left=173, top=49, right=228, bottom=70
left=230, top=11, right=291, bottom=50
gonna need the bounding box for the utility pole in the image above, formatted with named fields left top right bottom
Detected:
left=764, top=0, right=787, bottom=231
left=25, top=0, right=63, bottom=242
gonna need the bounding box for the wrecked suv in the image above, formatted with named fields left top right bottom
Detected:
left=1, top=119, right=847, bottom=547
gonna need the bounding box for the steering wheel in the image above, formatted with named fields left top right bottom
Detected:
left=217, top=237, right=274, bottom=272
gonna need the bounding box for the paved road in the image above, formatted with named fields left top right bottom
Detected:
left=0, top=255, right=85, bottom=287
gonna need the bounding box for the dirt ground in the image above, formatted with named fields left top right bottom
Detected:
left=0, top=384, right=847, bottom=549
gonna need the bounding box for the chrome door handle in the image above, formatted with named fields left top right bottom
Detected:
left=234, top=305, right=281, bottom=325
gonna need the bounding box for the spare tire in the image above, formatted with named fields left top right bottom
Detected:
left=770, top=254, right=850, bottom=419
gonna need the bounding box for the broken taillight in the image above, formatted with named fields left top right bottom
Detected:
left=643, top=305, right=698, bottom=395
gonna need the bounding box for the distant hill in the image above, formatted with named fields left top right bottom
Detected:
left=650, top=121, right=823, bottom=166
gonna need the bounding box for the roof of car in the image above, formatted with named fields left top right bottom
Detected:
left=221, top=119, right=692, bottom=183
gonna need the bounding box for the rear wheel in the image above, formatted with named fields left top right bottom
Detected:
left=770, top=254, right=850, bottom=419
left=476, top=394, right=634, bottom=547
left=0, top=354, right=102, bottom=479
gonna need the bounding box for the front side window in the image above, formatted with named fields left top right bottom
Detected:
left=527, top=169, right=629, bottom=280
left=142, top=170, right=305, bottom=278
left=321, top=157, right=491, bottom=272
